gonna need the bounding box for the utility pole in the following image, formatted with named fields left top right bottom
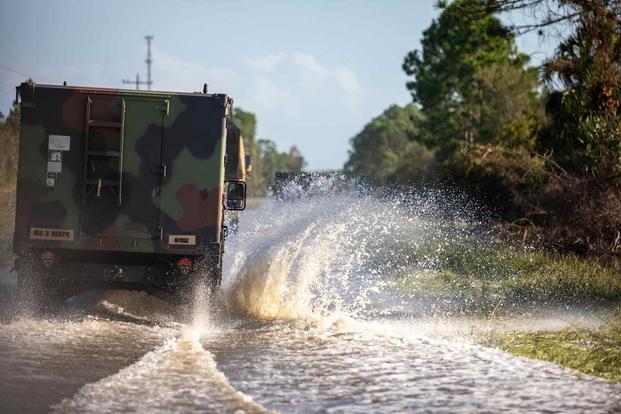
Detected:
left=122, top=35, right=154, bottom=90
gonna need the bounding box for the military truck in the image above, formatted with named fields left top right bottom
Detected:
left=13, top=81, right=247, bottom=306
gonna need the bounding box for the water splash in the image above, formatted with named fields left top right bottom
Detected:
left=222, top=179, right=486, bottom=322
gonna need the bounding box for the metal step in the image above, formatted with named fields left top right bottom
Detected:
left=88, top=120, right=122, bottom=129
left=87, top=150, right=121, bottom=157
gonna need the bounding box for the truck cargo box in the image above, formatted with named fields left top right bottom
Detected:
left=13, top=81, right=246, bottom=303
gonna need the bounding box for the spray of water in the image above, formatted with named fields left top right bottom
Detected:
left=221, top=178, right=486, bottom=323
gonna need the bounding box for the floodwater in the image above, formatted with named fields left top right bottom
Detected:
left=1, top=190, right=620, bottom=413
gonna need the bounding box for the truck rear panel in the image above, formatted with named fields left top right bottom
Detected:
left=14, top=83, right=229, bottom=258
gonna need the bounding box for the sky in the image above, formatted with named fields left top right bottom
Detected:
left=0, top=0, right=555, bottom=170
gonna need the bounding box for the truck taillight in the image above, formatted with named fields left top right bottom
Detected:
left=177, top=257, right=193, bottom=273
left=41, top=251, right=55, bottom=268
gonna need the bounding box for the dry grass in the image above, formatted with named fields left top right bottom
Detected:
left=513, top=174, right=621, bottom=265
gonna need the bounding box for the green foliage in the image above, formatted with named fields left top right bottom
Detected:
left=232, top=107, right=306, bottom=193
left=468, top=63, right=542, bottom=147
left=445, top=143, right=547, bottom=217
left=390, top=141, right=437, bottom=183
left=396, top=240, right=621, bottom=306
left=0, top=106, right=20, bottom=187
left=539, top=1, right=621, bottom=177
left=344, top=104, right=428, bottom=183
left=231, top=107, right=260, bottom=192
left=490, top=310, right=621, bottom=383
left=392, top=0, right=621, bottom=259
left=257, top=139, right=306, bottom=189
left=403, top=0, right=535, bottom=150
left=232, top=107, right=256, bottom=155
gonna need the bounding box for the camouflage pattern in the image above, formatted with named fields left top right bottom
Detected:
left=13, top=81, right=245, bottom=296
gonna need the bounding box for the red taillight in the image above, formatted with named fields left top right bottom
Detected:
left=41, top=251, right=55, bottom=268
left=177, top=257, right=193, bottom=269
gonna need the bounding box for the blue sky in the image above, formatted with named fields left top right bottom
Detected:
left=0, top=0, right=555, bottom=170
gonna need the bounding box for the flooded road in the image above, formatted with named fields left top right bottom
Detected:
left=1, top=193, right=620, bottom=413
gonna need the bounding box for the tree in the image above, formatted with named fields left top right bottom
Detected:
left=231, top=107, right=307, bottom=192
left=402, top=0, right=535, bottom=151
left=232, top=107, right=256, bottom=156
left=538, top=0, right=621, bottom=176
left=232, top=107, right=261, bottom=192
left=257, top=139, right=306, bottom=188
left=345, top=104, right=427, bottom=183
left=287, top=146, right=306, bottom=172
left=0, top=105, right=20, bottom=186
left=469, top=62, right=542, bottom=149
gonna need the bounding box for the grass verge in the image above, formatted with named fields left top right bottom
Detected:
left=390, top=239, right=621, bottom=382
left=393, top=241, right=621, bottom=310
left=486, top=310, right=621, bottom=383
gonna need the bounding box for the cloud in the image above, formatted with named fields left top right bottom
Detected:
left=241, top=52, right=367, bottom=113
left=150, top=49, right=367, bottom=120
left=334, top=65, right=366, bottom=111
left=0, top=62, right=109, bottom=113
left=335, top=66, right=363, bottom=95
left=245, top=74, right=301, bottom=119
left=290, top=52, right=330, bottom=90
left=153, top=48, right=240, bottom=93
left=242, top=52, right=288, bottom=72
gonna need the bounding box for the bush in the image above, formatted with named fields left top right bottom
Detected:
left=0, top=106, right=20, bottom=187
left=534, top=174, right=621, bottom=261
left=444, top=143, right=547, bottom=217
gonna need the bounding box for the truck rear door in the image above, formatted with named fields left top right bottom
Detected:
left=81, top=96, right=168, bottom=241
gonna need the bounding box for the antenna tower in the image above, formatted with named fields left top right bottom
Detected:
left=123, top=35, right=154, bottom=90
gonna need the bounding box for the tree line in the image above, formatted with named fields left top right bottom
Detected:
left=0, top=108, right=19, bottom=186
left=345, top=0, right=620, bottom=262
left=231, top=107, right=305, bottom=194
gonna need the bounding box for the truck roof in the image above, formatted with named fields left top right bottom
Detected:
left=20, top=82, right=228, bottom=101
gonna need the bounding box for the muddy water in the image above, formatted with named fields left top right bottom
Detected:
left=1, top=193, right=621, bottom=413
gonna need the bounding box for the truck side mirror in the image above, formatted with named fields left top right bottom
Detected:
left=225, top=181, right=246, bottom=210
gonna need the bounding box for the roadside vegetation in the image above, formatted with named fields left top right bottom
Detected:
left=487, top=309, right=621, bottom=383
left=0, top=188, right=15, bottom=267
left=389, top=238, right=621, bottom=383
left=232, top=107, right=306, bottom=194
left=391, top=240, right=621, bottom=313
left=346, top=0, right=621, bottom=265
left=0, top=107, right=18, bottom=267
left=346, top=0, right=621, bottom=381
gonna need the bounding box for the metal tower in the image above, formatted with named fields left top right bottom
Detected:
left=123, top=35, right=154, bottom=90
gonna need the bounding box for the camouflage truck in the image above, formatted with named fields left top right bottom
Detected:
left=13, top=81, right=247, bottom=305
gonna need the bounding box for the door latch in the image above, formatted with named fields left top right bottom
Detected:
left=152, top=163, right=167, bottom=178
